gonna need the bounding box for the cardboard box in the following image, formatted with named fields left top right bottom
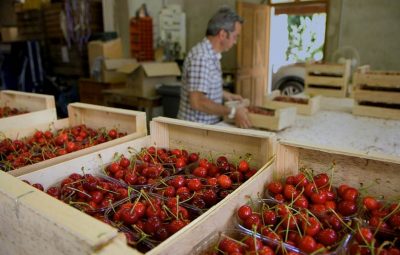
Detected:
left=88, top=38, right=123, bottom=78
left=119, top=61, right=181, bottom=97
left=102, top=58, right=137, bottom=83
left=1, top=27, right=18, bottom=41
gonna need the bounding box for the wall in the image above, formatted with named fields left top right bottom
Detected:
left=327, top=0, right=400, bottom=70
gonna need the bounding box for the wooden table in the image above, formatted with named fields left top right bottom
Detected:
left=102, top=88, right=161, bottom=123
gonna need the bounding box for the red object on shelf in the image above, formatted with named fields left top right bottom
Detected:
left=130, top=17, right=154, bottom=61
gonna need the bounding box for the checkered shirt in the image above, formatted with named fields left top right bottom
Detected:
left=177, top=38, right=223, bottom=124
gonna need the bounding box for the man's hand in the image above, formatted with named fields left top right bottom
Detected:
left=234, top=106, right=252, bottom=129
left=223, top=91, right=243, bottom=101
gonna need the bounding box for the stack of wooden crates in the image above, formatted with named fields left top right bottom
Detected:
left=305, top=60, right=351, bottom=97
left=353, top=66, right=400, bottom=120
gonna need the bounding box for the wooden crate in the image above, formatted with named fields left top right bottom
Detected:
left=137, top=140, right=400, bottom=255
left=249, top=106, right=297, bottom=131
left=352, top=66, right=400, bottom=120
left=263, top=90, right=321, bottom=115
left=224, top=99, right=297, bottom=131
left=0, top=90, right=57, bottom=132
left=4, top=103, right=147, bottom=177
left=305, top=60, right=351, bottom=98
left=2, top=117, right=276, bottom=255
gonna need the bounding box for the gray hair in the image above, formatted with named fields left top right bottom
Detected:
left=206, top=7, right=244, bottom=36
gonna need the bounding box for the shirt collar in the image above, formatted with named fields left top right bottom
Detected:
left=203, top=37, right=222, bottom=60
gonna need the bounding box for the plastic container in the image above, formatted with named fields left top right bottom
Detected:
left=149, top=174, right=234, bottom=211
left=59, top=173, right=128, bottom=215
left=192, top=228, right=302, bottom=255
left=104, top=191, right=203, bottom=250
left=345, top=226, right=400, bottom=255
left=234, top=198, right=353, bottom=255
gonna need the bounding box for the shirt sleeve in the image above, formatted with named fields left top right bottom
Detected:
left=185, top=56, right=210, bottom=94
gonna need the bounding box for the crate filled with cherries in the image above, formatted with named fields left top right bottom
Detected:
left=0, top=125, right=126, bottom=172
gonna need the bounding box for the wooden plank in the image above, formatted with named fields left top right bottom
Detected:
left=0, top=171, right=119, bottom=255
left=263, top=93, right=321, bottom=115
left=0, top=90, right=56, bottom=110
left=306, top=61, right=349, bottom=75
left=354, top=71, right=400, bottom=88
left=305, top=75, right=345, bottom=87
left=0, top=108, right=57, bottom=133
left=352, top=104, right=400, bottom=120
left=150, top=117, right=276, bottom=165
left=305, top=87, right=347, bottom=98
left=68, top=103, right=147, bottom=134
left=353, top=90, right=400, bottom=104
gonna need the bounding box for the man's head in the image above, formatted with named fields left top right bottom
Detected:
left=206, top=7, right=243, bottom=53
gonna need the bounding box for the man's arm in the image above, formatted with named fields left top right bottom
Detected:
left=189, top=91, right=252, bottom=128
left=189, top=91, right=230, bottom=116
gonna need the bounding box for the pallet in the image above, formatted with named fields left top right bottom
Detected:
left=0, top=90, right=57, bottom=132
left=305, top=60, right=351, bottom=98
left=4, top=103, right=147, bottom=177
left=2, top=117, right=276, bottom=255
left=352, top=66, right=400, bottom=120
left=263, top=90, right=321, bottom=115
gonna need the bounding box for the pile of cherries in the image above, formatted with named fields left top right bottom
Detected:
left=274, top=96, right=309, bottom=105
left=0, top=125, right=125, bottom=172
left=0, top=106, right=28, bottom=118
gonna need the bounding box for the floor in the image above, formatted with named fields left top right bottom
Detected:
left=219, top=97, right=400, bottom=157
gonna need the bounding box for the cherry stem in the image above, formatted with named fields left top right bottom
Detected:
left=66, top=186, right=92, bottom=198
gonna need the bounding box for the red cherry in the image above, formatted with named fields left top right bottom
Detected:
left=187, top=178, right=203, bottom=192
left=313, top=173, right=330, bottom=188
left=217, top=175, right=232, bottom=189
left=363, top=196, right=380, bottom=211
left=298, top=235, right=318, bottom=253
left=343, top=187, right=359, bottom=202
left=316, top=228, right=338, bottom=246
left=355, top=227, right=374, bottom=245
left=238, top=205, right=253, bottom=221
left=262, top=210, right=277, bottom=226
left=237, top=160, right=249, bottom=172
left=267, top=181, right=283, bottom=195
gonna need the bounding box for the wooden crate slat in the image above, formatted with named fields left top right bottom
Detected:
left=354, top=71, right=400, bottom=88
left=263, top=92, right=321, bottom=115
left=353, top=90, right=400, bottom=104
left=305, top=75, right=346, bottom=87
left=0, top=90, right=55, bottom=110
left=305, top=87, right=347, bottom=98
left=306, top=63, right=348, bottom=75
left=353, top=104, right=400, bottom=120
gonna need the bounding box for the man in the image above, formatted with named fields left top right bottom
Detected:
left=177, top=7, right=252, bottom=128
